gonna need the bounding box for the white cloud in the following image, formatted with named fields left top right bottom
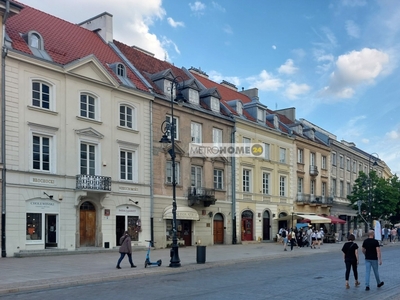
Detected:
left=247, top=70, right=283, bottom=91
left=278, top=59, right=298, bottom=75
left=208, top=71, right=241, bottom=87
left=386, top=128, right=400, bottom=140
left=223, top=24, right=233, bottom=35
left=341, top=0, right=367, bottom=7
left=189, top=1, right=206, bottom=15
left=272, top=45, right=277, bottom=50
left=320, top=48, right=390, bottom=98
left=345, top=20, right=360, bottom=38
left=212, top=2, right=226, bottom=12
left=284, top=83, right=311, bottom=99
left=167, top=17, right=184, bottom=28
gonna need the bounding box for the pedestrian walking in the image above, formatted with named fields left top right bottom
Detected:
left=116, top=230, right=137, bottom=269
left=311, top=230, right=317, bottom=249
left=341, top=234, right=360, bottom=289
left=362, top=230, right=384, bottom=291
left=391, top=228, right=397, bottom=243
left=289, top=229, right=296, bottom=251
left=281, top=228, right=288, bottom=251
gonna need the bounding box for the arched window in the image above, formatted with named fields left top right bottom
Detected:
left=117, top=64, right=125, bottom=77
left=32, top=81, right=51, bottom=109
left=119, top=104, right=135, bottom=129
left=80, top=93, right=97, bottom=120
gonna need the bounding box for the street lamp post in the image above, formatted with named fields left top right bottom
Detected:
left=367, top=153, right=379, bottom=229
left=159, top=76, right=185, bottom=268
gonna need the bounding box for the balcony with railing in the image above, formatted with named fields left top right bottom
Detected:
left=188, top=187, right=217, bottom=207
left=76, top=175, right=112, bottom=191
left=309, top=165, right=319, bottom=176
left=296, top=193, right=332, bottom=205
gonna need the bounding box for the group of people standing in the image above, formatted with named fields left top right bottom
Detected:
left=341, top=230, right=384, bottom=291
left=279, top=226, right=324, bottom=251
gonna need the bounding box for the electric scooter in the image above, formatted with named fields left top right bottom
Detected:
left=144, top=240, right=162, bottom=268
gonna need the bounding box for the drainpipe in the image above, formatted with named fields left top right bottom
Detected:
left=231, top=124, right=237, bottom=244
left=149, top=100, right=154, bottom=242
left=1, top=0, right=10, bottom=258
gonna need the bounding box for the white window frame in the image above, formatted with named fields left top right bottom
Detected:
left=210, top=97, right=220, bottom=112
left=352, top=160, right=357, bottom=173
left=119, top=104, right=136, bottom=130
left=191, top=165, right=202, bottom=188
left=117, top=64, right=125, bottom=77
left=188, top=89, right=199, bottom=104
left=322, top=156, right=327, bottom=169
left=32, top=80, right=53, bottom=110
left=257, top=108, right=264, bottom=121
left=166, top=161, right=180, bottom=185
left=332, top=178, right=337, bottom=196
left=332, top=152, right=337, bottom=166
left=191, top=122, right=202, bottom=144
left=32, top=135, right=51, bottom=172
left=213, top=128, right=222, bottom=146
left=264, top=143, right=270, bottom=160
left=346, top=158, right=351, bottom=171
left=214, top=169, right=224, bottom=190
left=297, top=149, right=304, bottom=163
left=243, top=137, right=251, bottom=144
left=347, top=182, right=351, bottom=196
left=119, top=149, right=138, bottom=182
left=80, top=141, right=99, bottom=175
left=236, top=101, right=243, bottom=115
left=166, top=115, right=179, bottom=140
left=310, top=180, right=315, bottom=195
left=279, top=175, right=286, bottom=197
left=242, top=169, right=252, bottom=193
left=29, top=123, right=58, bottom=173
left=279, top=148, right=286, bottom=163
left=340, top=180, right=344, bottom=197
left=322, top=182, right=326, bottom=197
left=339, top=155, right=344, bottom=169
left=310, top=152, right=316, bottom=166
left=298, top=177, right=303, bottom=193
left=80, top=92, right=99, bottom=121
left=262, top=172, right=270, bottom=195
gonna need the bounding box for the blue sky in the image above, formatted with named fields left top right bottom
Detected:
left=22, top=0, right=400, bottom=174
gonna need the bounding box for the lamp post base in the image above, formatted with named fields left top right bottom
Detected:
left=169, top=244, right=181, bottom=268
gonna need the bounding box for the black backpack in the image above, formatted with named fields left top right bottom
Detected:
left=281, top=230, right=286, bottom=238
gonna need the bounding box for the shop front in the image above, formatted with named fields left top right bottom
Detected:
left=163, top=205, right=199, bottom=247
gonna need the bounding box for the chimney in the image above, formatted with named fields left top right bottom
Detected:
left=79, top=12, right=113, bottom=44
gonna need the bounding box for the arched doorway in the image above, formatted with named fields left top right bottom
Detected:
left=213, top=213, right=224, bottom=244
left=262, top=210, right=271, bottom=241
left=80, top=201, right=96, bottom=246
left=241, top=210, right=253, bottom=241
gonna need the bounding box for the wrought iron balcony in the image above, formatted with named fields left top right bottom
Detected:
left=188, top=187, right=217, bottom=207
left=309, top=165, right=319, bottom=176
left=296, top=194, right=332, bottom=205
left=76, top=174, right=111, bottom=191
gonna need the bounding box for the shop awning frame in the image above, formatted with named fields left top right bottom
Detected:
left=275, top=213, right=331, bottom=223
left=163, top=205, right=199, bottom=221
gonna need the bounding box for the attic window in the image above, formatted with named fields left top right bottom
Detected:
left=110, top=63, right=134, bottom=87
left=117, top=64, right=125, bottom=77
left=236, top=101, right=243, bottom=115
left=210, top=97, right=219, bottom=112
left=257, top=108, right=264, bottom=121
left=189, top=89, right=199, bottom=104
left=22, top=31, right=52, bottom=61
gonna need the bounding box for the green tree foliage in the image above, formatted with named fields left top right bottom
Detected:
left=347, top=171, right=399, bottom=223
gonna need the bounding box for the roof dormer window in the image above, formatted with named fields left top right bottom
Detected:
left=257, top=108, right=264, bottom=121
left=236, top=101, right=243, bottom=115
left=110, top=63, right=134, bottom=87
left=189, top=89, right=199, bottom=104
left=117, top=64, right=125, bottom=77
left=22, top=31, right=52, bottom=61
left=210, top=96, right=219, bottom=112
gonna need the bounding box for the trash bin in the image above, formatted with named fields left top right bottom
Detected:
left=196, top=245, right=206, bottom=264
left=104, top=242, right=109, bottom=249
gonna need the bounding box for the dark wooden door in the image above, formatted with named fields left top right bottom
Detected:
left=80, top=210, right=96, bottom=246
left=263, top=217, right=270, bottom=240
left=181, top=221, right=192, bottom=246
left=213, top=220, right=224, bottom=244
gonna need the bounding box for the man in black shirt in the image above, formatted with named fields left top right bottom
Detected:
left=362, top=230, right=384, bottom=291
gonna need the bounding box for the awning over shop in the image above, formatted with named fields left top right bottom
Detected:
left=275, top=213, right=331, bottom=223
left=163, top=205, right=199, bottom=221
left=324, top=215, right=346, bottom=224
left=298, top=214, right=331, bottom=223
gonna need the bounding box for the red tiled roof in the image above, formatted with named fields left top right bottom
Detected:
left=6, top=2, right=149, bottom=92
left=113, top=40, right=190, bottom=96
